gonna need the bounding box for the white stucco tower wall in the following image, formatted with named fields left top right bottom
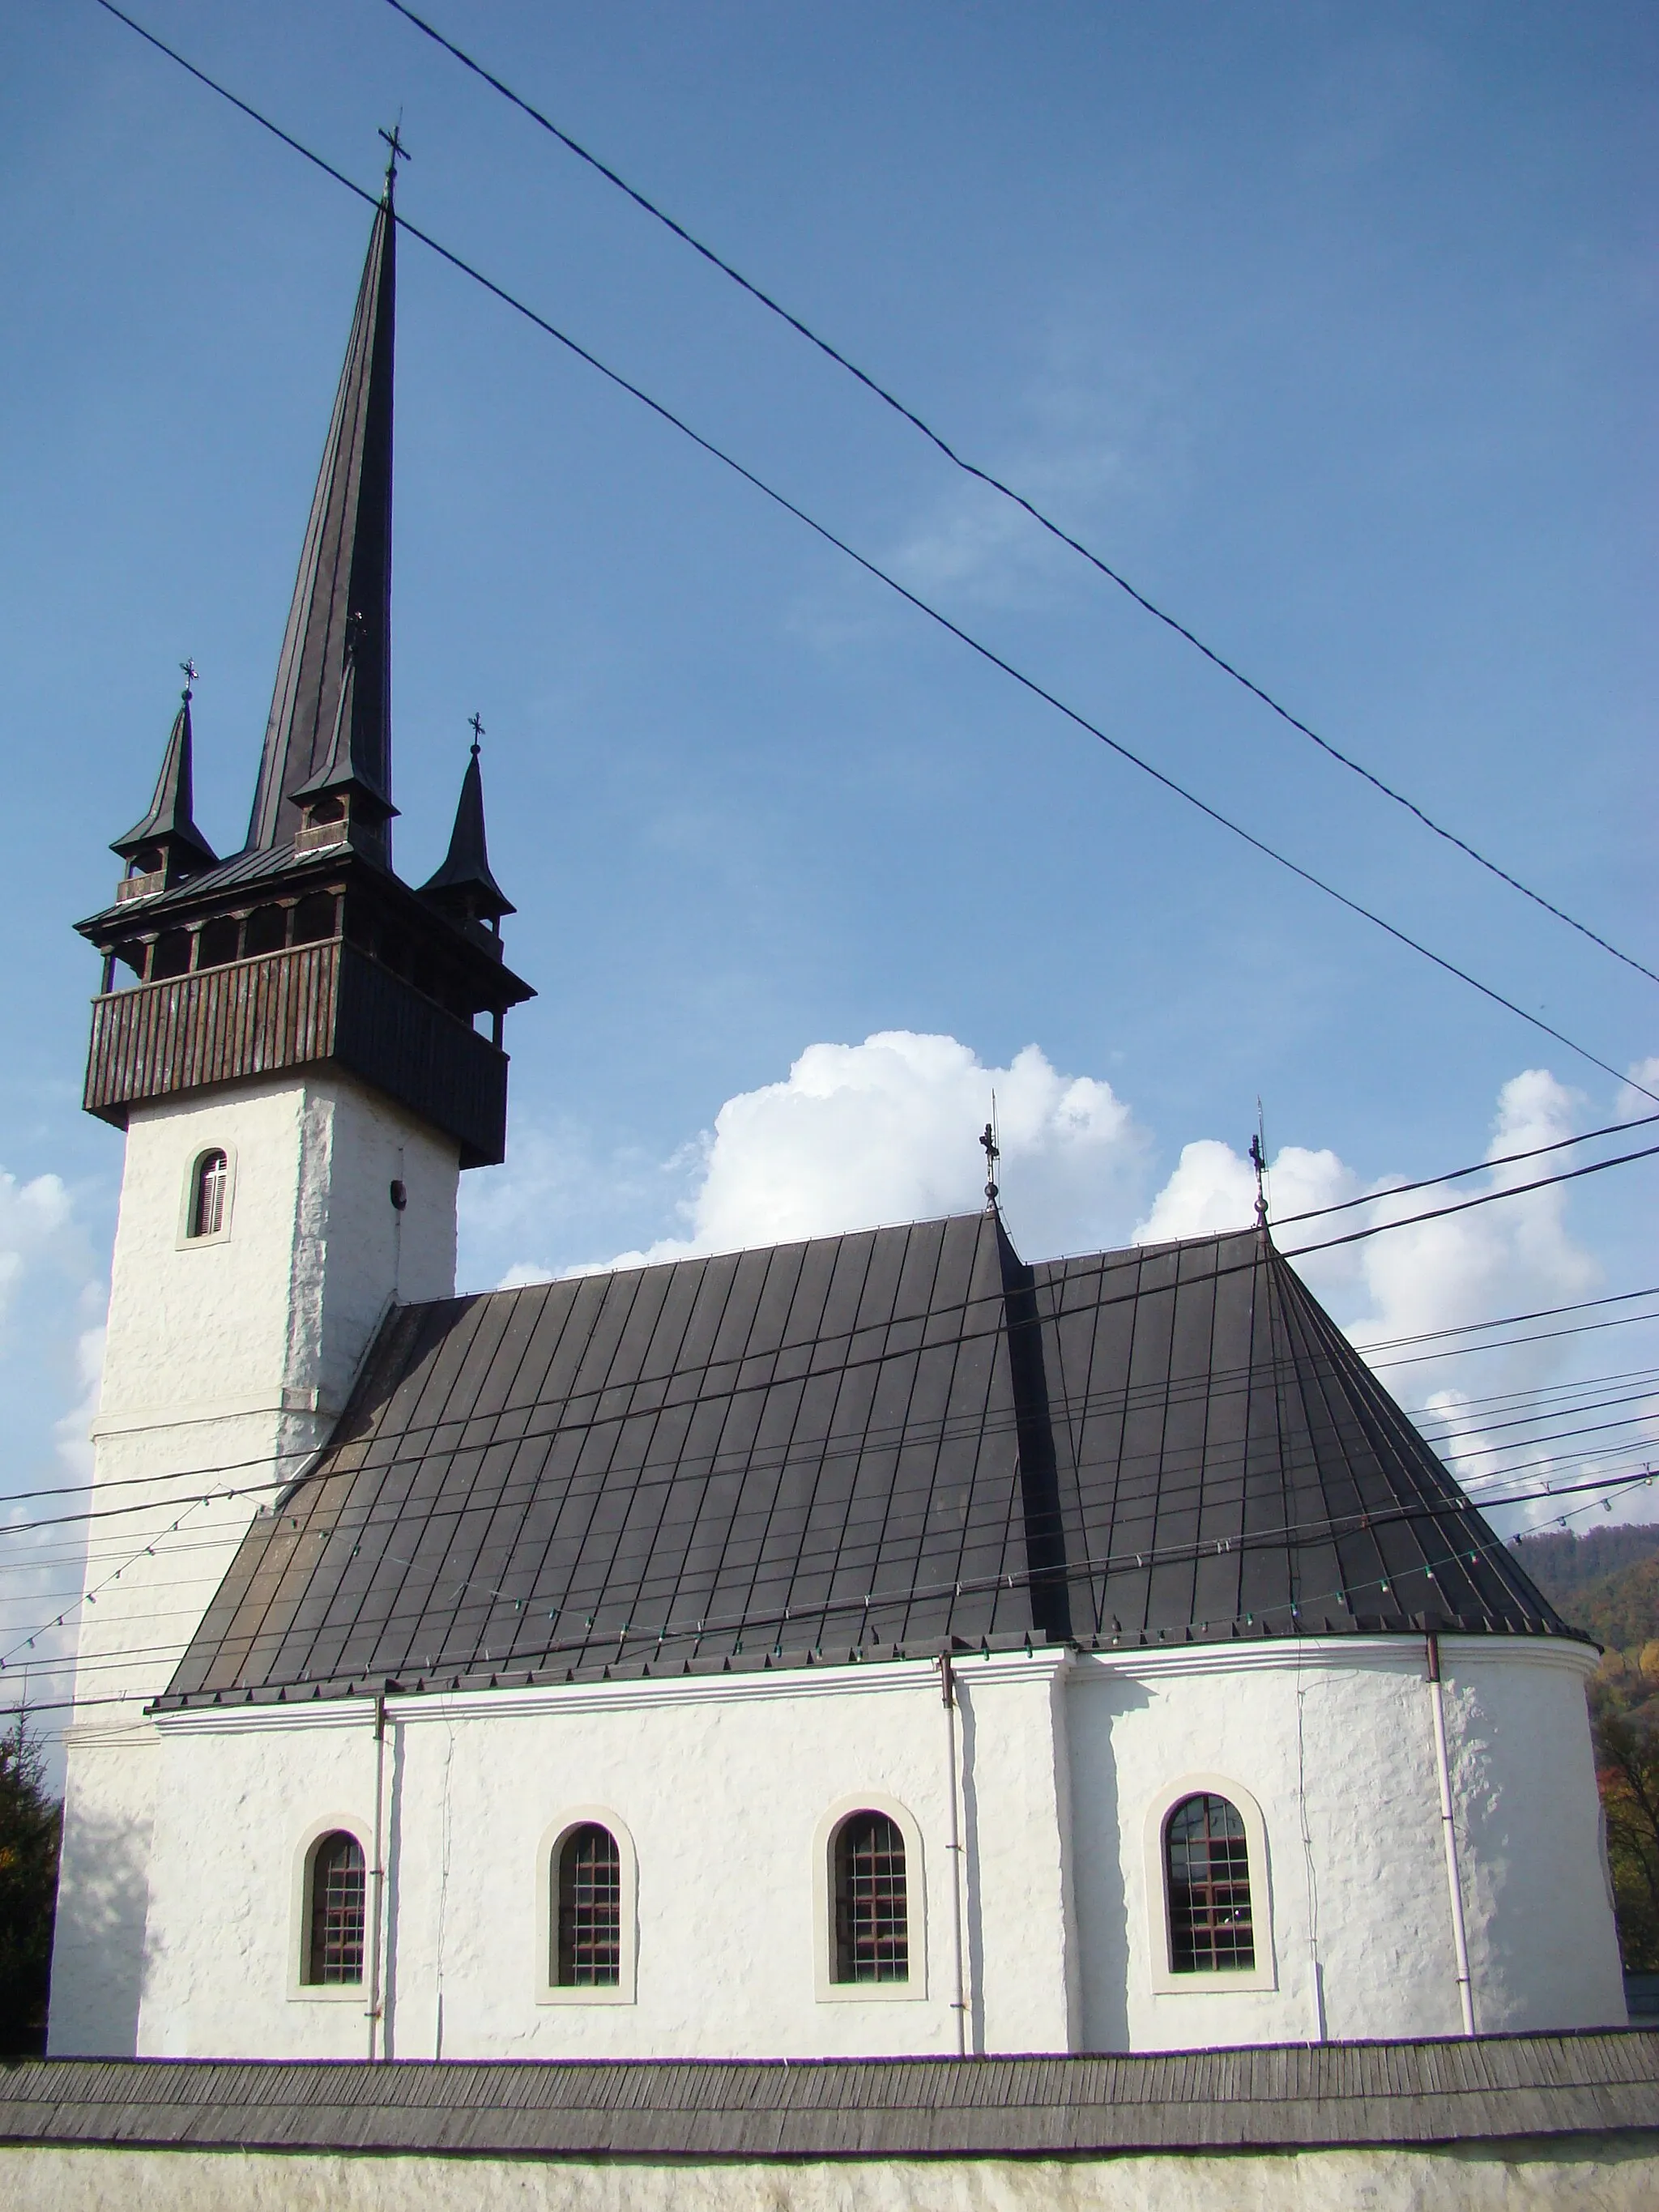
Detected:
left=48, top=1068, right=458, bottom=2057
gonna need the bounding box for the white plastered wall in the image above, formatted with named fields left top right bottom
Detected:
left=138, top=1652, right=1079, bottom=2061
left=135, top=1634, right=1624, bottom=2061
left=1064, top=1635, right=1626, bottom=2051
left=49, top=1069, right=458, bottom=2058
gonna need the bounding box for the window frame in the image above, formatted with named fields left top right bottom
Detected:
left=535, top=1809, right=637, bottom=2006
left=1142, top=1772, right=1277, bottom=1996
left=177, top=1143, right=235, bottom=1248
left=289, top=1818, right=372, bottom=2004
left=812, top=1793, right=928, bottom=2005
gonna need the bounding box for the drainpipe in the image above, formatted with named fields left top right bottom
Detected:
left=1427, top=1634, right=1476, bottom=2036
left=366, top=1690, right=389, bottom=2060
left=940, top=1654, right=968, bottom=2056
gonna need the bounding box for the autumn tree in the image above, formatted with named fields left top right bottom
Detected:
left=1592, top=1681, right=1659, bottom=1972
left=0, top=1709, right=61, bottom=2056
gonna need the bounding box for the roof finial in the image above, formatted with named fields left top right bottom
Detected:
left=467, top=710, right=484, bottom=759
left=178, top=658, right=198, bottom=702
left=378, top=117, right=410, bottom=199
left=1249, top=1102, right=1269, bottom=1231
left=980, top=1097, right=1000, bottom=1213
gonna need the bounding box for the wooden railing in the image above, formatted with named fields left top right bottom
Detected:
left=84, top=940, right=508, bottom=1166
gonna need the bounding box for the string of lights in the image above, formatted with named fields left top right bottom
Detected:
left=4, top=1382, right=1652, bottom=1682
left=2, top=1324, right=1654, bottom=1560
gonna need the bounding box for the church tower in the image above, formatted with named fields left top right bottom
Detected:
left=49, top=164, right=533, bottom=2056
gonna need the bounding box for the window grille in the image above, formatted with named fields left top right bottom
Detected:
left=190, top=1150, right=228, bottom=1238
left=1166, top=1792, right=1254, bottom=1971
left=834, top=1812, right=908, bottom=1983
left=305, top=1831, right=365, bottom=1985
left=556, top=1823, right=622, bottom=1987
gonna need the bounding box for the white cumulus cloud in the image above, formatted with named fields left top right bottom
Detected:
left=498, top=1031, right=1145, bottom=1282
left=0, top=1170, right=75, bottom=1332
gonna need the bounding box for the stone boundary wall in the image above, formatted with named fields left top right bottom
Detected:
left=4, top=2137, right=1659, bottom=2211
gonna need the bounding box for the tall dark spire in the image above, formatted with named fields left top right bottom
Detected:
left=420, top=718, right=514, bottom=934
left=111, top=671, right=217, bottom=889
left=246, top=175, right=397, bottom=859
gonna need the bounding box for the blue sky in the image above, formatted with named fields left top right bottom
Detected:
left=1, top=2, right=1656, bottom=1709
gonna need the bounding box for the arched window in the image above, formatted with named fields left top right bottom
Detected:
left=188, top=1150, right=228, bottom=1239
left=556, top=1823, right=622, bottom=1987
left=292, top=892, right=338, bottom=945
left=194, top=917, right=241, bottom=970
left=833, top=1811, right=908, bottom=1984
left=305, top=1831, right=365, bottom=1985
left=1165, top=1792, right=1254, bottom=1972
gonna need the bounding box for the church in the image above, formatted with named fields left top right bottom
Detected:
left=47, top=166, right=1625, bottom=2067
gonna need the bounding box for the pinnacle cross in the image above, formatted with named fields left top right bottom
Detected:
left=467, top=711, right=485, bottom=758
left=178, top=658, right=198, bottom=701
left=1248, top=1130, right=1269, bottom=1230
left=979, top=1116, right=1000, bottom=1211
left=378, top=120, right=410, bottom=197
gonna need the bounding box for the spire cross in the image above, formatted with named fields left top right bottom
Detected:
left=979, top=1111, right=1000, bottom=1211
left=1249, top=1127, right=1269, bottom=1230
left=178, top=658, right=198, bottom=701
left=467, top=712, right=485, bottom=758
left=379, top=121, right=410, bottom=194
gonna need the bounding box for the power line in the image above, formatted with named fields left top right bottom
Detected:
left=1279, top=1138, right=1659, bottom=1260
left=8, top=1431, right=1654, bottom=1700
left=1358, top=1284, right=1659, bottom=1353
left=381, top=0, right=1659, bottom=996
left=87, top=0, right=1659, bottom=1111
left=1269, top=1110, right=1659, bottom=1229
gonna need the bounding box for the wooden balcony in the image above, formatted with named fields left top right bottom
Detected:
left=84, top=939, right=509, bottom=1167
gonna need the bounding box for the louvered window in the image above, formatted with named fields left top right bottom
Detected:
left=189, top=1149, right=228, bottom=1238
left=305, top=1831, right=365, bottom=1984
left=557, top=1823, right=622, bottom=1987
left=833, top=1812, right=908, bottom=1983
left=1166, top=1792, right=1254, bottom=1971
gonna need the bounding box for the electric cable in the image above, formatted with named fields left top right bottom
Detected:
left=3, top=1272, right=1657, bottom=1548
left=1358, top=1284, right=1659, bottom=1353
left=9, top=1435, right=1655, bottom=1699
left=378, top=0, right=1659, bottom=994
left=1266, top=1110, right=1659, bottom=1228
left=84, top=0, right=1659, bottom=1110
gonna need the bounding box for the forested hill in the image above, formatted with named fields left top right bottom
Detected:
left=1513, top=1524, right=1659, bottom=1697
left=1516, top=1524, right=1659, bottom=1974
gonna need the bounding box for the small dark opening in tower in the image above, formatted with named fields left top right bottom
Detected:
left=305, top=795, right=346, bottom=827
left=243, top=905, right=288, bottom=957
left=129, top=846, right=164, bottom=878
left=194, top=918, right=241, bottom=970
left=292, top=893, right=337, bottom=946
left=151, top=931, right=193, bottom=981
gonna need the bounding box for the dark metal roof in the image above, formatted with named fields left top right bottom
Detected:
left=2, top=2035, right=1654, bottom=2156
left=109, top=689, right=217, bottom=871
left=160, top=1216, right=1576, bottom=1711
left=420, top=741, right=514, bottom=920
left=77, top=839, right=360, bottom=934
left=1032, top=1230, right=1571, bottom=1643
left=246, top=184, right=396, bottom=860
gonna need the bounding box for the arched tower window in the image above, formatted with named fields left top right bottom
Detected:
left=556, top=1822, right=621, bottom=1987
left=305, top=1831, right=365, bottom=1985
left=1165, top=1792, right=1254, bottom=1971
left=833, top=1811, right=908, bottom=1984
left=188, top=1149, right=228, bottom=1239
